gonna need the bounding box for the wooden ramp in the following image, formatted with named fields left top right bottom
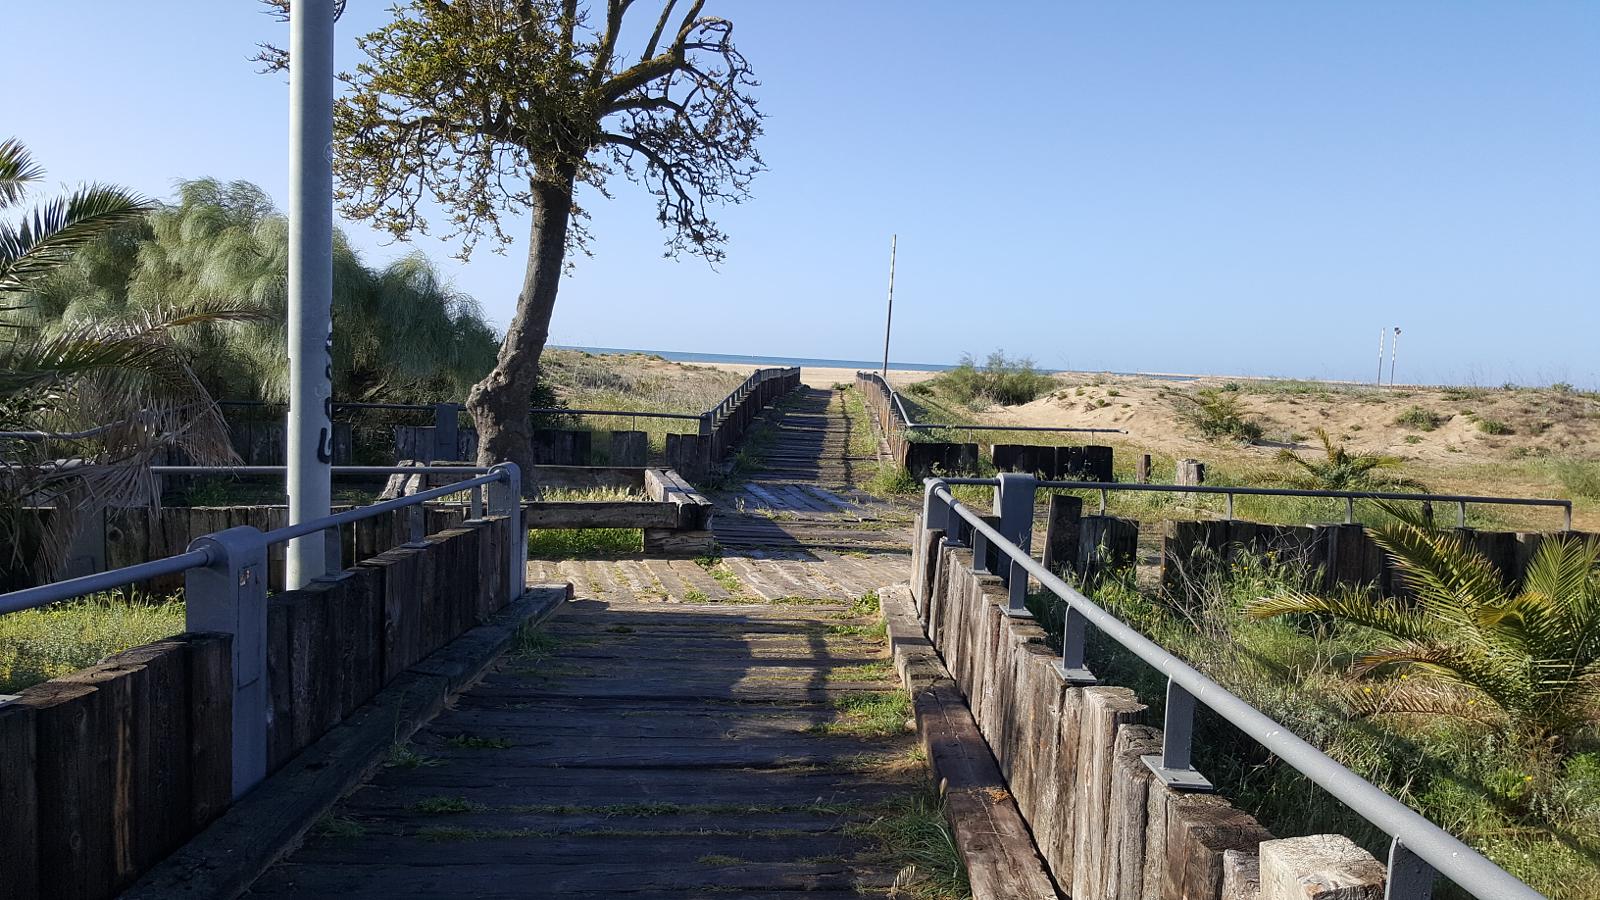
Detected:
left=712, top=387, right=911, bottom=554
left=251, top=385, right=933, bottom=898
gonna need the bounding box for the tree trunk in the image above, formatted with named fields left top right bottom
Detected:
left=466, top=165, right=576, bottom=480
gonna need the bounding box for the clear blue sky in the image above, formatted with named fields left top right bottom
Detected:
left=7, top=2, right=1597, bottom=385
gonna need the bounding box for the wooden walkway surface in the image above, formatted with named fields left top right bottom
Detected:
left=251, top=384, right=932, bottom=898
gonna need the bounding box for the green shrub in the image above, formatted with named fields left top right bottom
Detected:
left=926, top=351, right=1054, bottom=408
left=1395, top=406, right=1446, bottom=431
left=1551, top=458, right=1600, bottom=499
left=1172, top=389, right=1263, bottom=442
left=1477, top=418, right=1512, bottom=435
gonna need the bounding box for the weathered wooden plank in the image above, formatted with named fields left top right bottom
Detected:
left=1258, top=835, right=1384, bottom=900
left=1069, top=686, right=1146, bottom=900
left=185, top=632, right=232, bottom=830
left=642, top=528, right=715, bottom=556
left=523, top=501, right=680, bottom=529
left=1161, top=797, right=1274, bottom=900
left=27, top=680, right=106, bottom=900
left=1106, top=724, right=1163, bottom=898
left=1222, top=849, right=1261, bottom=900
left=0, top=699, right=40, bottom=900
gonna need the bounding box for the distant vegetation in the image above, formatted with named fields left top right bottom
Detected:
left=923, top=351, right=1055, bottom=408
left=24, top=178, right=499, bottom=404
left=1171, top=386, right=1264, bottom=442
left=1395, top=406, right=1447, bottom=431
left=1276, top=428, right=1417, bottom=491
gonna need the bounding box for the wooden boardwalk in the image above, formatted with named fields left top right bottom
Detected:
left=251, top=384, right=932, bottom=898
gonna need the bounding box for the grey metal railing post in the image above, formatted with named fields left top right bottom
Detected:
left=995, top=473, right=1037, bottom=617
left=468, top=484, right=485, bottom=520
left=922, top=478, right=950, bottom=534
left=1565, top=503, right=1573, bottom=532
left=1141, top=679, right=1213, bottom=791
left=1457, top=501, right=1468, bottom=528
left=1225, top=492, right=1234, bottom=521
left=184, top=525, right=270, bottom=798
left=1385, top=838, right=1437, bottom=900
left=1099, top=488, right=1108, bottom=515
left=1056, top=605, right=1096, bottom=685
left=1345, top=496, right=1356, bottom=524
left=490, top=462, right=526, bottom=599
left=971, top=526, right=989, bottom=574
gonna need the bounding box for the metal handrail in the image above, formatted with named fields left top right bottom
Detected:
left=935, top=476, right=1575, bottom=531
left=706, top=366, right=800, bottom=429
left=0, top=549, right=215, bottom=616
left=151, top=465, right=491, bottom=476
left=924, top=477, right=1544, bottom=900
left=857, top=370, right=1128, bottom=437
left=216, top=398, right=706, bottom=422
left=0, top=467, right=514, bottom=617
left=1, top=461, right=528, bottom=799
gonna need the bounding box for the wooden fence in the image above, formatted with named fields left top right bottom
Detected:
left=1156, top=518, right=1591, bottom=599
left=1030, top=497, right=1585, bottom=600
left=0, top=514, right=515, bottom=900
left=855, top=372, right=1115, bottom=480
left=663, top=367, right=801, bottom=481
left=393, top=426, right=652, bottom=468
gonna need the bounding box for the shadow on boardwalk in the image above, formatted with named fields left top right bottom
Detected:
left=252, top=383, right=933, bottom=898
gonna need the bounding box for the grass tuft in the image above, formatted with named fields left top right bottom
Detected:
left=808, top=690, right=912, bottom=739
left=527, top=528, right=642, bottom=558
left=0, top=592, right=185, bottom=694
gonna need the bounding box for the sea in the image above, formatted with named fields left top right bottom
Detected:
left=551, top=346, right=1199, bottom=381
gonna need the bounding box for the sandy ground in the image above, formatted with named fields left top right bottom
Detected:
left=937, top=372, right=1599, bottom=530
left=971, top=372, right=1600, bottom=466
left=697, top=362, right=937, bottom=391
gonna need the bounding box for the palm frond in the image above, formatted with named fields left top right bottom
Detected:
left=1247, top=588, right=1435, bottom=644
left=1367, top=523, right=1508, bottom=634
left=1340, top=677, right=1505, bottom=726
left=0, top=138, right=45, bottom=209
left=0, top=184, right=153, bottom=292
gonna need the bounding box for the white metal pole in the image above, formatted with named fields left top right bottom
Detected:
left=285, top=0, right=336, bottom=589
left=1390, top=327, right=1401, bottom=386
left=881, top=234, right=896, bottom=380
left=1376, top=328, right=1386, bottom=386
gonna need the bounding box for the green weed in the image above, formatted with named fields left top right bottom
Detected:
left=527, top=527, right=642, bottom=558
left=808, top=691, right=912, bottom=738
left=0, top=592, right=185, bottom=693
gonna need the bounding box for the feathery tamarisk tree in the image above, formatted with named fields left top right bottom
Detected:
left=260, top=0, right=763, bottom=473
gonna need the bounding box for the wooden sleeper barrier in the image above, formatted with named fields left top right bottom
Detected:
left=0, top=514, right=518, bottom=900
left=853, top=372, right=1116, bottom=480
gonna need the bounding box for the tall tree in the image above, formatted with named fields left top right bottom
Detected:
left=0, top=140, right=248, bottom=583
left=33, top=177, right=501, bottom=404
left=261, top=0, right=763, bottom=473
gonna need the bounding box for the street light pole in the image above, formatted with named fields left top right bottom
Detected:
left=1389, top=327, right=1401, bottom=386
left=881, top=234, right=896, bottom=381
left=1376, top=327, right=1386, bottom=386
left=285, top=0, right=336, bottom=589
